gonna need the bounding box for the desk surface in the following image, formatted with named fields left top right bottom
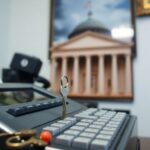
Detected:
left=139, top=138, right=150, bottom=150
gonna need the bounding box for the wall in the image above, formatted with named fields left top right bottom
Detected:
left=0, top=0, right=51, bottom=79
left=0, top=0, right=10, bottom=78
left=0, top=0, right=150, bottom=137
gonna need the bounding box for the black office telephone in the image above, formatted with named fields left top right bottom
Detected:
left=2, top=53, right=50, bottom=89
left=0, top=83, right=137, bottom=150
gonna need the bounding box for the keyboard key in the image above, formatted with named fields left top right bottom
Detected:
left=94, top=112, right=104, bottom=117
left=97, top=119, right=109, bottom=123
left=106, top=111, right=116, bottom=116
left=96, top=134, right=113, bottom=141
left=100, top=116, right=111, bottom=120
left=82, top=108, right=97, bottom=115
left=85, top=128, right=99, bottom=134
left=88, top=108, right=98, bottom=111
left=100, top=130, right=115, bottom=136
left=116, top=112, right=126, bottom=116
left=57, top=120, right=72, bottom=128
left=65, top=117, right=77, bottom=124
left=51, top=123, right=66, bottom=132
left=103, top=127, right=117, bottom=132
left=7, top=107, right=26, bottom=116
left=106, top=123, right=119, bottom=128
left=57, top=120, right=71, bottom=124
left=81, top=119, right=93, bottom=124
left=97, top=110, right=108, bottom=114
left=72, top=137, right=92, bottom=149
left=93, top=121, right=106, bottom=126
left=55, top=134, right=75, bottom=146
left=64, top=130, right=80, bottom=136
left=109, top=121, right=121, bottom=126
left=75, top=114, right=97, bottom=120
left=76, top=122, right=90, bottom=127
left=111, top=113, right=126, bottom=122
left=89, top=124, right=103, bottom=130
left=80, top=110, right=96, bottom=115
left=90, top=139, right=109, bottom=150
left=70, top=126, right=85, bottom=131
left=80, top=132, right=96, bottom=139
left=43, top=126, right=59, bottom=136
left=111, top=118, right=123, bottom=123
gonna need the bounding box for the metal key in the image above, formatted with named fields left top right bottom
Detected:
left=60, top=76, right=69, bottom=119
left=0, top=130, right=47, bottom=150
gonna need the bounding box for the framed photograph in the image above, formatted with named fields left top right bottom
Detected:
left=137, top=0, right=150, bottom=16
left=49, top=0, right=136, bottom=101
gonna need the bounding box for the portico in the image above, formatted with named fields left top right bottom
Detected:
left=50, top=31, right=133, bottom=99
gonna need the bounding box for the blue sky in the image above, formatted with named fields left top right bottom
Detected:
left=53, top=0, right=133, bottom=43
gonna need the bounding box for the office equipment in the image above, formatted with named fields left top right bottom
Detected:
left=44, top=109, right=137, bottom=150
left=10, top=53, right=42, bottom=75
left=2, top=53, right=50, bottom=88
left=0, top=83, right=137, bottom=150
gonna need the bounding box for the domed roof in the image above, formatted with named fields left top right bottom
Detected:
left=68, top=12, right=111, bottom=38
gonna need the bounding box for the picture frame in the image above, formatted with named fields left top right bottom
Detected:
left=49, top=0, right=136, bottom=101
left=137, top=0, right=150, bottom=16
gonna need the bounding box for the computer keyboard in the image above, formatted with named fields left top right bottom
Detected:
left=42, top=108, right=129, bottom=150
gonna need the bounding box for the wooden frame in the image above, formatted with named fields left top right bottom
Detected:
left=137, top=0, right=150, bottom=16
left=49, top=0, right=136, bottom=101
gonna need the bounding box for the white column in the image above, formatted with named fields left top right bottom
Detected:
left=85, top=55, right=91, bottom=93
left=51, top=57, right=57, bottom=89
left=98, top=55, right=105, bottom=94
left=73, top=56, right=79, bottom=93
left=125, top=54, right=132, bottom=94
left=112, top=54, right=118, bottom=95
left=61, top=57, right=67, bottom=76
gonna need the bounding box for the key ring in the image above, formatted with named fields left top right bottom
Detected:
left=6, top=136, right=47, bottom=149
left=61, top=76, right=69, bottom=89
left=60, top=76, right=69, bottom=119
left=5, top=130, right=47, bottom=149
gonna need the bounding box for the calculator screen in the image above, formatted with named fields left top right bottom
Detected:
left=0, top=90, right=55, bottom=106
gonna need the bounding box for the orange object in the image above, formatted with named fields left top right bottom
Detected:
left=40, top=131, right=52, bottom=144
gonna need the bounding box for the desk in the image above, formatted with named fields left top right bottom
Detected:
left=139, top=138, right=150, bottom=150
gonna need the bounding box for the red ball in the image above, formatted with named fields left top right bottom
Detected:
left=40, top=131, right=52, bottom=144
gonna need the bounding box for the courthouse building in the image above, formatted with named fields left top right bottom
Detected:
left=50, top=14, right=133, bottom=99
